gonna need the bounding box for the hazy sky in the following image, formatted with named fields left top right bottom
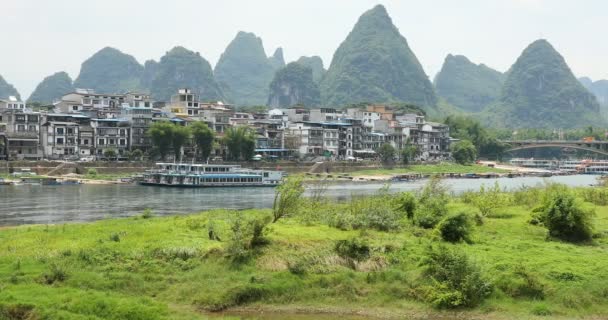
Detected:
left=2, top=0, right=607, bottom=98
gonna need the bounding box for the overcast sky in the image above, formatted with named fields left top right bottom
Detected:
left=2, top=0, right=607, bottom=98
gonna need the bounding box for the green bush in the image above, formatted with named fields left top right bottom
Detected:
left=396, top=192, right=417, bottom=220
left=87, top=168, right=98, bottom=176
left=335, top=238, right=371, bottom=262
left=415, top=176, right=449, bottom=228
left=140, top=208, right=153, bottom=219
left=542, top=192, right=595, bottom=242
left=579, top=187, right=608, bottom=206
left=436, top=212, right=473, bottom=243
left=42, top=262, right=68, bottom=285
left=415, top=197, right=448, bottom=229
left=421, top=246, right=492, bottom=309
left=0, top=303, right=38, bottom=320
left=497, top=264, right=546, bottom=300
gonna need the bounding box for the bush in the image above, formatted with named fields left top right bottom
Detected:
left=415, top=176, right=449, bottom=229
left=140, top=208, right=153, bottom=219
left=42, top=263, right=68, bottom=284
left=415, top=197, right=448, bottom=229
left=226, top=214, right=271, bottom=263
left=497, top=264, right=546, bottom=299
left=471, top=182, right=509, bottom=217
left=421, top=246, right=492, bottom=309
left=0, top=303, right=38, bottom=320
left=396, top=192, right=417, bottom=220
left=541, top=192, right=594, bottom=242
left=579, top=187, right=608, bottom=206
left=436, top=212, right=473, bottom=243
left=87, top=168, right=98, bottom=176
left=272, top=176, right=305, bottom=223
left=335, top=238, right=371, bottom=262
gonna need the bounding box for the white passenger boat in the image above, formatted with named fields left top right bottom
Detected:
left=140, top=163, right=284, bottom=187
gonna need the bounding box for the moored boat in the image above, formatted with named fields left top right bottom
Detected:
left=140, top=163, right=284, bottom=187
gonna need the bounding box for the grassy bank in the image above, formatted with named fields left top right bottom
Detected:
left=348, top=163, right=508, bottom=177
left=0, top=181, right=607, bottom=319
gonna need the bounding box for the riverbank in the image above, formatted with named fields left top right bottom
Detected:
left=1, top=182, right=607, bottom=319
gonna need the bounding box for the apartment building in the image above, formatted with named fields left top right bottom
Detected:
left=0, top=96, right=26, bottom=111
left=0, top=110, right=42, bottom=159
left=91, top=119, right=131, bottom=159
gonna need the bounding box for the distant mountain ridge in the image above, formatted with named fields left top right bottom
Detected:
left=321, top=5, right=437, bottom=110
left=434, top=54, right=504, bottom=112
left=29, top=72, right=74, bottom=104
left=0, top=75, right=20, bottom=100
left=73, top=47, right=144, bottom=93
left=267, top=62, right=320, bottom=108
left=482, top=39, right=603, bottom=128
left=214, top=31, right=283, bottom=106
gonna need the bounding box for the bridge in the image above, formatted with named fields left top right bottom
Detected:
left=503, top=140, right=608, bottom=156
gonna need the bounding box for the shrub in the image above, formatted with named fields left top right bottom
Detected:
left=335, top=238, right=371, bottom=262
left=140, top=208, right=153, bottom=219
left=226, top=214, right=271, bottom=263
left=42, top=263, right=68, bottom=284
left=497, top=264, right=546, bottom=300
left=415, top=197, right=448, bottom=229
left=396, top=192, right=417, bottom=220
left=109, top=233, right=121, bottom=242
left=436, top=212, right=473, bottom=243
left=542, top=192, right=594, bottom=242
left=87, top=168, right=98, bottom=176
left=471, top=182, right=509, bottom=217
left=0, top=303, right=38, bottom=320
left=579, top=187, right=608, bottom=206
left=421, top=246, right=492, bottom=309
left=249, top=217, right=271, bottom=248
left=415, top=176, right=449, bottom=229
left=272, top=176, right=305, bottom=223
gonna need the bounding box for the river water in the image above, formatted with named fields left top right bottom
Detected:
left=0, top=175, right=599, bottom=226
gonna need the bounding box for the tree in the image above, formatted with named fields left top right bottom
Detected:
left=129, top=149, right=144, bottom=161
left=171, top=125, right=191, bottom=162
left=224, top=126, right=256, bottom=161
left=401, top=141, right=418, bottom=165
left=376, top=143, right=395, bottom=164
left=148, top=121, right=175, bottom=160
left=103, top=148, right=117, bottom=161
left=190, top=121, right=215, bottom=162
left=451, top=140, right=477, bottom=165
left=272, top=175, right=305, bottom=223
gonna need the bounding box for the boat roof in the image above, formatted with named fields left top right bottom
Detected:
left=155, top=162, right=241, bottom=168
left=159, top=173, right=261, bottom=178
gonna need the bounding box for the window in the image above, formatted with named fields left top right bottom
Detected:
left=72, top=106, right=79, bottom=111
left=67, top=128, right=74, bottom=134
left=109, top=139, right=115, bottom=145
left=98, top=139, right=105, bottom=145
left=56, top=127, right=64, bottom=134
left=83, top=139, right=89, bottom=145
left=17, top=125, right=25, bottom=132
left=119, top=139, right=126, bottom=146
left=56, top=138, right=64, bottom=145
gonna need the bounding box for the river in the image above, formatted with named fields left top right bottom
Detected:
left=0, top=175, right=599, bottom=226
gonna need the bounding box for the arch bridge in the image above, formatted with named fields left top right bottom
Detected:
left=503, top=140, right=608, bottom=157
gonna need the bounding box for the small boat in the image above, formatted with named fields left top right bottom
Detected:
left=140, top=163, right=284, bottom=188
left=464, top=173, right=480, bottom=179
left=0, top=178, right=14, bottom=186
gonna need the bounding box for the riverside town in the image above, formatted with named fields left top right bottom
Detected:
left=0, top=89, right=451, bottom=162
left=2, top=2, right=608, bottom=320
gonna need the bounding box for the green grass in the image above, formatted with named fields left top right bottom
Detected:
left=0, top=186, right=607, bottom=319
left=349, top=163, right=507, bottom=176
left=84, top=173, right=133, bottom=181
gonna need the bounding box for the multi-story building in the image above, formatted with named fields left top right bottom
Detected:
left=55, top=89, right=153, bottom=117
left=121, top=107, right=153, bottom=152
left=91, top=118, right=130, bottom=159
left=41, top=113, right=92, bottom=159
left=0, top=96, right=26, bottom=111
left=0, top=110, right=42, bottom=159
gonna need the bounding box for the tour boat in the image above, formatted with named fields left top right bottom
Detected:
left=140, top=163, right=284, bottom=187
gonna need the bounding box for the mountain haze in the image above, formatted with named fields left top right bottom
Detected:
left=321, top=5, right=437, bottom=109
left=28, top=72, right=74, bottom=104
left=579, top=77, right=608, bottom=106
left=434, top=54, right=504, bottom=112
left=268, top=48, right=285, bottom=70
